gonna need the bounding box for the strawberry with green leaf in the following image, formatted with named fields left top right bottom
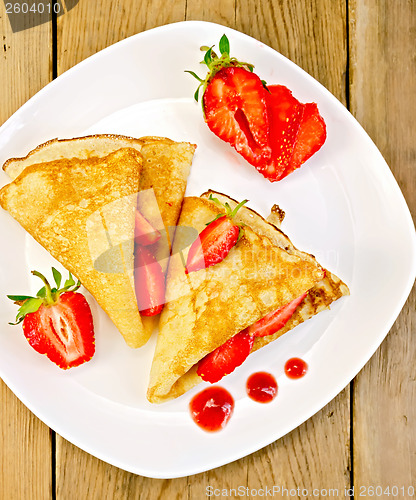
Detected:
left=7, top=268, right=95, bottom=369
left=185, top=194, right=248, bottom=274
left=186, top=34, right=272, bottom=168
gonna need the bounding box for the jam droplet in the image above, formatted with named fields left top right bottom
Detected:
left=189, top=386, right=234, bottom=432
left=246, top=372, right=278, bottom=403
left=284, top=357, right=308, bottom=379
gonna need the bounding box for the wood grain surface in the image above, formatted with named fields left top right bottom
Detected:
left=0, top=0, right=414, bottom=498
left=349, top=1, right=416, bottom=497
left=0, top=4, right=52, bottom=500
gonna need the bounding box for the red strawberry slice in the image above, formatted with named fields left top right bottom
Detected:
left=262, top=85, right=304, bottom=181
left=264, top=86, right=327, bottom=181
left=186, top=196, right=247, bottom=274
left=7, top=268, right=95, bottom=370
left=203, top=66, right=272, bottom=167
left=197, top=331, right=255, bottom=383
left=134, top=245, right=165, bottom=316
left=135, top=209, right=161, bottom=246
left=287, top=102, right=327, bottom=175
left=244, top=292, right=308, bottom=337
left=186, top=216, right=239, bottom=274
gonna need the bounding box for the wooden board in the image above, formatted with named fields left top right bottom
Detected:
left=0, top=3, right=53, bottom=499
left=349, top=0, right=416, bottom=496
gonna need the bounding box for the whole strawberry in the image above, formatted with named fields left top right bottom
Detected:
left=7, top=268, right=95, bottom=369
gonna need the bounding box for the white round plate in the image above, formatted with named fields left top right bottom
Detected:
left=0, top=21, right=415, bottom=478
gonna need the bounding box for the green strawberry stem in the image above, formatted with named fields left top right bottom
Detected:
left=31, top=270, right=55, bottom=305
left=206, top=194, right=248, bottom=242
left=7, top=268, right=81, bottom=325
left=206, top=194, right=248, bottom=223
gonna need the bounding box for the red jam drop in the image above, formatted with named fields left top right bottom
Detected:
left=189, top=386, right=234, bottom=432
left=284, top=357, right=308, bottom=379
left=246, top=372, right=278, bottom=403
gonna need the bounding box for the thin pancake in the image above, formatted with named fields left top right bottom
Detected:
left=147, top=195, right=326, bottom=403
left=0, top=148, right=145, bottom=347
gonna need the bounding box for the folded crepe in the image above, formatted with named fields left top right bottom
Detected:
left=2, top=134, right=196, bottom=342
left=0, top=148, right=145, bottom=347
left=147, top=191, right=349, bottom=403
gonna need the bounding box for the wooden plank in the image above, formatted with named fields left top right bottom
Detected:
left=349, top=1, right=416, bottom=496
left=55, top=1, right=189, bottom=498
left=185, top=0, right=236, bottom=27
left=246, top=391, right=350, bottom=496
left=0, top=3, right=53, bottom=499
left=57, top=0, right=186, bottom=74
left=236, top=0, right=348, bottom=102
left=56, top=441, right=188, bottom=500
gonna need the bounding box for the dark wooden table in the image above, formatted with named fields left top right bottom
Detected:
left=1, top=1, right=415, bottom=498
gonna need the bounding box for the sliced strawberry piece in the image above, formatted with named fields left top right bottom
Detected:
left=23, top=292, right=95, bottom=369
left=8, top=268, right=95, bottom=370
left=134, top=245, right=165, bottom=316
left=287, top=102, right=327, bottom=175
left=135, top=209, right=161, bottom=246
left=203, top=66, right=272, bottom=167
left=185, top=196, right=248, bottom=274
left=262, top=85, right=304, bottom=181
left=197, top=331, right=255, bottom=383
left=245, top=292, right=308, bottom=337
left=186, top=216, right=239, bottom=274
left=264, top=86, right=327, bottom=181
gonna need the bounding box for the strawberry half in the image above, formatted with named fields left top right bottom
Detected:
left=7, top=268, right=95, bottom=369
left=203, top=67, right=271, bottom=166
left=185, top=195, right=247, bottom=274
left=186, top=34, right=271, bottom=167
left=134, top=245, right=165, bottom=316
left=244, top=292, right=308, bottom=337
left=197, top=331, right=254, bottom=383
left=262, top=85, right=304, bottom=181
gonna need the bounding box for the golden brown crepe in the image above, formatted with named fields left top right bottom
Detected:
left=2, top=134, right=196, bottom=340
left=0, top=148, right=145, bottom=347
left=147, top=192, right=349, bottom=403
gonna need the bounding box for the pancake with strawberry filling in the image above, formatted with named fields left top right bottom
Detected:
left=147, top=191, right=349, bottom=403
